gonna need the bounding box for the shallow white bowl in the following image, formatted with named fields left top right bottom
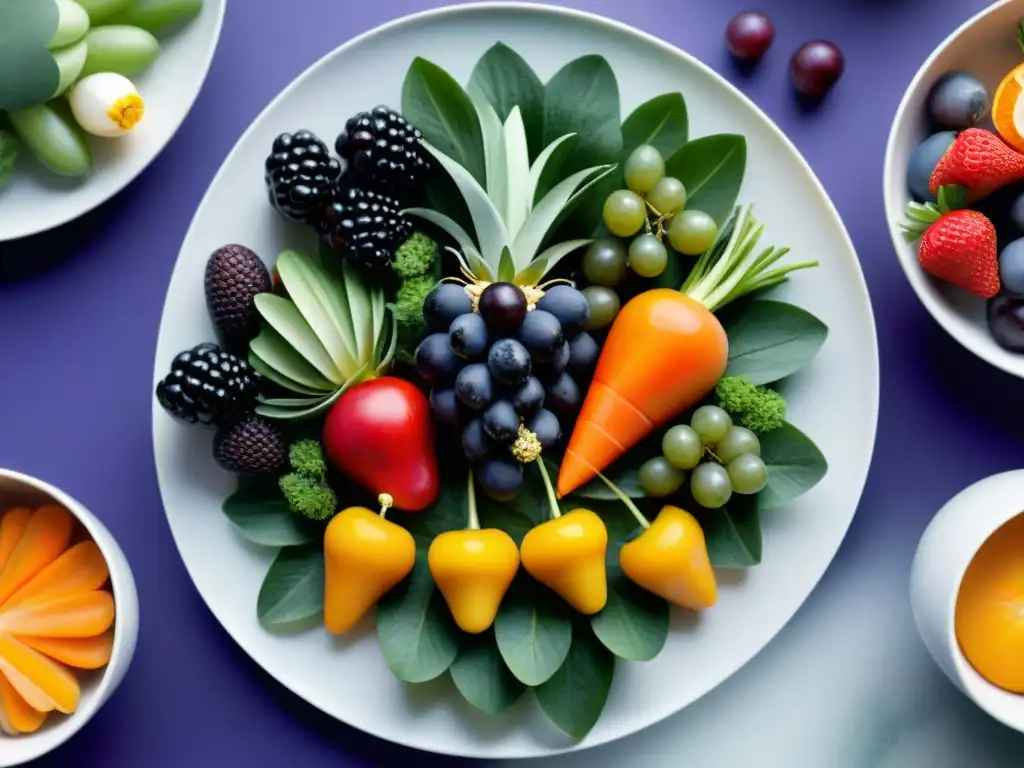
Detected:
left=0, top=0, right=226, bottom=243
left=884, top=0, right=1024, bottom=379
left=910, top=469, right=1024, bottom=733
left=0, top=468, right=139, bottom=767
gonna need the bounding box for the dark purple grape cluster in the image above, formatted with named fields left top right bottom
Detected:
left=413, top=282, right=601, bottom=501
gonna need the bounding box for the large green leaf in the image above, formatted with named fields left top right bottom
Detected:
left=721, top=299, right=829, bottom=385
left=502, top=106, right=531, bottom=239
left=476, top=467, right=546, bottom=546
left=621, top=93, right=688, bottom=158
left=0, top=0, right=60, bottom=111
left=664, top=134, right=746, bottom=226
left=695, top=493, right=762, bottom=568
left=758, top=421, right=828, bottom=510
left=249, top=325, right=336, bottom=393
left=543, top=55, right=622, bottom=176
left=468, top=87, right=507, bottom=219
left=221, top=483, right=314, bottom=547
left=449, top=630, right=526, bottom=716
left=591, top=542, right=669, bottom=661
left=403, top=207, right=486, bottom=269
left=402, top=56, right=486, bottom=185
left=534, top=622, right=615, bottom=740
left=494, top=576, right=572, bottom=686
left=254, top=294, right=343, bottom=384
left=248, top=350, right=327, bottom=396
left=468, top=43, right=545, bottom=160
left=376, top=555, right=462, bottom=684
left=257, top=544, right=325, bottom=626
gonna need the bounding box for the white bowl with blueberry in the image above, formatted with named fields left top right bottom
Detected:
left=885, top=0, right=1024, bottom=377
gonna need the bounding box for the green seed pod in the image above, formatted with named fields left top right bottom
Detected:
left=75, top=0, right=134, bottom=23
left=8, top=102, right=92, bottom=178
left=51, top=39, right=89, bottom=97
left=81, top=25, right=160, bottom=78
left=107, top=0, right=203, bottom=34
left=49, top=0, right=91, bottom=50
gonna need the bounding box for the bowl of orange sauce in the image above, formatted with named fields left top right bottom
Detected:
left=911, top=469, right=1024, bottom=731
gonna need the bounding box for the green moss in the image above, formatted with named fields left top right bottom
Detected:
left=714, top=376, right=786, bottom=434
left=279, top=473, right=336, bottom=522
left=393, top=232, right=439, bottom=279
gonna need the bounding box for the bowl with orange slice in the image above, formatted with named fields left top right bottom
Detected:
left=0, top=469, right=139, bottom=766
left=884, top=0, right=1024, bottom=380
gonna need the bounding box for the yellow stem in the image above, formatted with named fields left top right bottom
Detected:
left=377, top=493, right=393, bottom=520
left=536, top=460, right=562, bottom=520
left=466, top=469, right=481, bottom=531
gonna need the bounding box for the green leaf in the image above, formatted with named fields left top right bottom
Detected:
left=517, top=238, right=591, bottom=284
left=591, top=541, right=669, bottom=661
left=257, top=544, right=325, bottom=626
left=528, top=133, right=575, bottom=208
left=468, top=87, right=507, bottom=219
left=475, top=469, right=545, bottom=546
left=254, top=293, right=344, bottom=384
left=341, top=260, right=375, bottom=366
left=498, top=246, right=516, bottom=283
left=502, top=106, right=532, bottom=239
left=621, top=93, right=688, bottom=158
left=402, top=56, right=486, bottom=185
left=573, top=454, right=647, bottom=501
left=720, top=299, right=829, bottom=385
left=543, top=55, right=623, bottom=176
left=664, top=134, right=746, bottom=226
left=494, top=577, right=572, bottom=686
left=758, top=421, right=828, bottom=510
left=50, top=0, right=90, bottom=49
left=403, top=207, right=486, bottom=269
left=249, top=325, right=336, bottom=393
left=449, top=630, right=526, bottom=716
left=0, top=0, right=60, bottom=111
left=222, top=483, right=314, bottom=547
left=535, top=622, right=615, bottom=740
left=696, top=493, right=762, bottom=568
left=467, top=43, right=545, bottom=160
left=248, top=350, right=327, bottom=396
left=376, top=554, right=462, bottom=684
left=254, top=384, right=348, bottom=421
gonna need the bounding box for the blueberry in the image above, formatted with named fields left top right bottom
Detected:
left=545, top=372, right=582, bottom=420
left=424, top=284, right=473, bottom=333
left=462, top=419, right=491, bottom=462
left=518, top=309, right=564, bottom=363
left=415, top=333, right=460, bottom=384
left=1000, top=238, right=1024, bottom=298
left=478, top=282, right=527, bottom=333
left=509, top=376, right=545, bottom=416
left=988, top=294, right=1024, bottom=351
left=487, top=338, right=532, bottom=387
left=566, top=332, right=600, bottom=382
left=483, top=400, right=520, bottom=443
left=430, top=388, right=460, bottom=427
left=536, top=285, right=590, bottom=337
left=906, top=131, right=956, bottom=202
left=926, top=71, right=988, bottom=130
left=527, top=409, right=562, bottom=451
left=535, top=341, right=571, bottom=383
left=1011, top=193, right=1024, bottom=233
left=476, top=456, right=524, bottom=501
left=455, top=363, right=494, bottom=410
left=449, top=313, right=489, bottom=359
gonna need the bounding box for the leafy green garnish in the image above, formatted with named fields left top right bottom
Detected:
left=621, top=93, right=689, bottom=159
left=534, top=622, right=615, bottom=740
left=720, top=299, right=829, bottom=385
left=494, top=577, right=572, bottom=687
left=757, top=421, right=829, bottom=510
left=449, top=630, right=526, bottom=716
left=221, top=482, right=315, bottom=547
left=591, top=541, right=669, bottom=662
left=257, top=544, right=325, bottom=626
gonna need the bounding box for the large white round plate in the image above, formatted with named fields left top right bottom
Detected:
left=0, top=0, right=226, bottom=242
left=153, top=3, right=879, bottom=759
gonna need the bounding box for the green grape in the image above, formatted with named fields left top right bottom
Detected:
left=691, top=463, right=733, bottom=509
left=662, top=425, right=703, bottom=469
left=624, top=145, right=665, bottom=194
left=80, top=25, right=161, bottom=79
left=715, top=426, right=760, bottom=463
left=728, top=454, right=768, bottom=495
left=690, top=405, right=732, bottom=444
left=647, top=177, right=687, bottom=216
left=638, top=457, right=685, bottom=497
left=77, top=0, right=134, bottom=23
left=668, top=210, right=718, bottom=256
left=7, top=103, right=92, bottom=178
left=582, top=238, right=628, bottom=287
left=628, top=234, right=668, bottom=278
left=603, top=189, right=647, bottom=237
left=582, top=286, right=621, bottom=330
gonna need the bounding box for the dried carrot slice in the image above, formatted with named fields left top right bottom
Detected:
left=4, top=541, right=109, bottom=609
left=0, top=506, right=72, bottom=607
left=0, top=634, right=79, bottom=714
left=0, top=672, right=46, bottom=734
left=0, top=509, right=32, bottom=574
left=18, top=631, right=113, bottom=670
left=0, top=591, right=114, bottom=638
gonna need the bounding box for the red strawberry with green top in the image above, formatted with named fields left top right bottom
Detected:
left=902, top=185, right=1000, bottom=299
left=929, top=127, right=1024, bottom=202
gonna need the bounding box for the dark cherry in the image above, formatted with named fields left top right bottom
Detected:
left=988, top=295, right=1024, bottom=352
left=725, top=11, right=775, bottom=62
left=478, top=282, right=528, bottom=333
left=790, top=40, right=845, bottom=98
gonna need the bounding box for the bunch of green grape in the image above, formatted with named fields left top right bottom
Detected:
left=637, top=405, right=768, bottom=509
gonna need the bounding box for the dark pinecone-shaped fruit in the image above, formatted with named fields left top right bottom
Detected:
left=335, top=106, right=430, bottom=199
left=156, top=343, right=262, bottom=427
left=204, top=244, right=272, bottom=348
left=213, top=414, right=288, bottom=475
left=265, top=130, right=341, bottom=226
left=320, top=184, right=413, bottom=271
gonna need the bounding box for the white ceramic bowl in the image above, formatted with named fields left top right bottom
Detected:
left=910, top=468, right=1024, bottom=733
left=884, top=0, right=1024, bottom=379
left=0, top=469, right=139, bottom=767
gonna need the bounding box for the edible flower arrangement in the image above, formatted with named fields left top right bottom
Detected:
left=155, top=44, right=829, bottom=739
left=0, top=0, right=204, bottom=187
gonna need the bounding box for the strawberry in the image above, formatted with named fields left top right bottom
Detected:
left=901, top=186, right=1000, bottom=299
left=929, top=127, right=1024, bottom=202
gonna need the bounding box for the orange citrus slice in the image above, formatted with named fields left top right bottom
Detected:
left=993, top=63, right=1024, bottom=152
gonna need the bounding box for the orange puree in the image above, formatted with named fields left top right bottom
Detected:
left=955, top=512, right=1024, bottom=692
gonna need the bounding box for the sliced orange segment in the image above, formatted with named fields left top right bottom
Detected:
left=993, top=63, right=1024, bottom=153
left=0, top=509, right=32, bottom=573
left=0, top=590, right=114, bottom=638
left=0, top=634, right=79, bottom=714
left=4, top=541, right=109, bottom=609
left=18, top=631, right=114, bottom=670
left=0, top=506, right=72, bottom=607
left=0, top=672, right=46, bottom=734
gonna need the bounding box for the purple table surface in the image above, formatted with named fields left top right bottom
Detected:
left=1, top=0, right=1019, bottom=765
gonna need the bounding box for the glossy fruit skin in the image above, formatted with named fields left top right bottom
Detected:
left=424, top=284, right=473, bottom=333
left=646, top=176, right=687, bottom=216
left=428, top=529, right=520, bottom=634
left=323, top=506, right=416, bottom=634
left=918, top=210, right=1000, bottom=299
left=566, top=332, right=600, bottom=381
left=455, top=363, right=495, bottom=410
left=623, top=145, right=665, bottom=194
left=536, top=285, right=591, bottom=336
left=988, top=295, right=1024, bottom=352
left=449, top=313, right=490, bottom=359
left=334, top=105, right=430, bottom=198
left=476, top=457, right=525, bottom=501
left=322, top=377, right=439, bottom=512
left=429, top=388, right=460, bottom=428
left=728, top=453, right=768, bottom=494
left=637, top=456, right=685, bottom=497
left=582, top=238, right=629, bottom=286
left=691, top=462, right=733, bottom=510
left=545, top=372, right=581, bottom=421
left=929, top=128, right=1024, bottom=202
left=462, top=419, right=491, bottom=462
left=907, top=132, right=957, bottom=202
left=926, top=71, right=989, bottom=131
left=999, top=238, right=1024, bottom=298
left=482, top=400, right=520, bottom=443
left=620, top=506, right=716, bottom=610
left=662, top=425, right=704, bottom=470
left=603, top=190, right=647, bottom=237
left=628, top=234, right=668, bottom=278
left=521, top=509, right=609, bottom=615
left=789, top=40, right=844, bottom=98
left=415, top=332, right=461, bottom=385
left=536, top=341, right=571, bottom=383
left=478, top=282, right=527, bottom=333
left=725, top=11, right=774, bottom=62
left=509, top=376, right=545, bottom=416
left=204, top=244, right=272, bottom=349
left=582, top=286, right=621, bottom=331
left=487, top=338, right=532, bottom=387
left=1011, top=192, right=1024, bottom=232
left=527, top=409, right=562, bottom=450
left=518, top=310, right=565, bottom=363
left=669, top=209, right=718, bottom=256
left=264, top=130, right=340, bottom=226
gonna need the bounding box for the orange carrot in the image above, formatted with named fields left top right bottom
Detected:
left=0, top=671, right=46, bottom=734
left=0, top=590, right=115, bottom=638
left=0, top=509, right=31, bottom=574
left=0, top=506, right=72, bottom=607
left=18, top=632, right=114, bottom=670
left=4, top=541, right=109, bottom=609
left=0, top=634, right=79, bottom=714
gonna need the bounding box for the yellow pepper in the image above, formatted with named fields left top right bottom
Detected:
left=323, top=494, right=415, bottom=634
left=520, top=508, right=609, bottom=615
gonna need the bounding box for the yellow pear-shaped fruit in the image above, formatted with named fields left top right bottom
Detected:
left=520, top=509, right=608, bottom=615
left=620, top=505, right=717, bottom=610
left=428, top=529, right=520, bottom=634
left=323, top=506, right=416, bottom=634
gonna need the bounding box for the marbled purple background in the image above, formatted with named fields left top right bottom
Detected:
left=3, top=0, right=1024, bottom=766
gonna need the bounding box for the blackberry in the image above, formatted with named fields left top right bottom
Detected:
left=156, top=343, right=262, bottom=427
left=319, top=184, right=413, bottom=271
left=335, top=106, right=430, bottom=199
left=213, top=414, right=288, bottom=475
left=204, top=244, right=272, bottom=349
left=264, top=130, right=341, bottom=226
